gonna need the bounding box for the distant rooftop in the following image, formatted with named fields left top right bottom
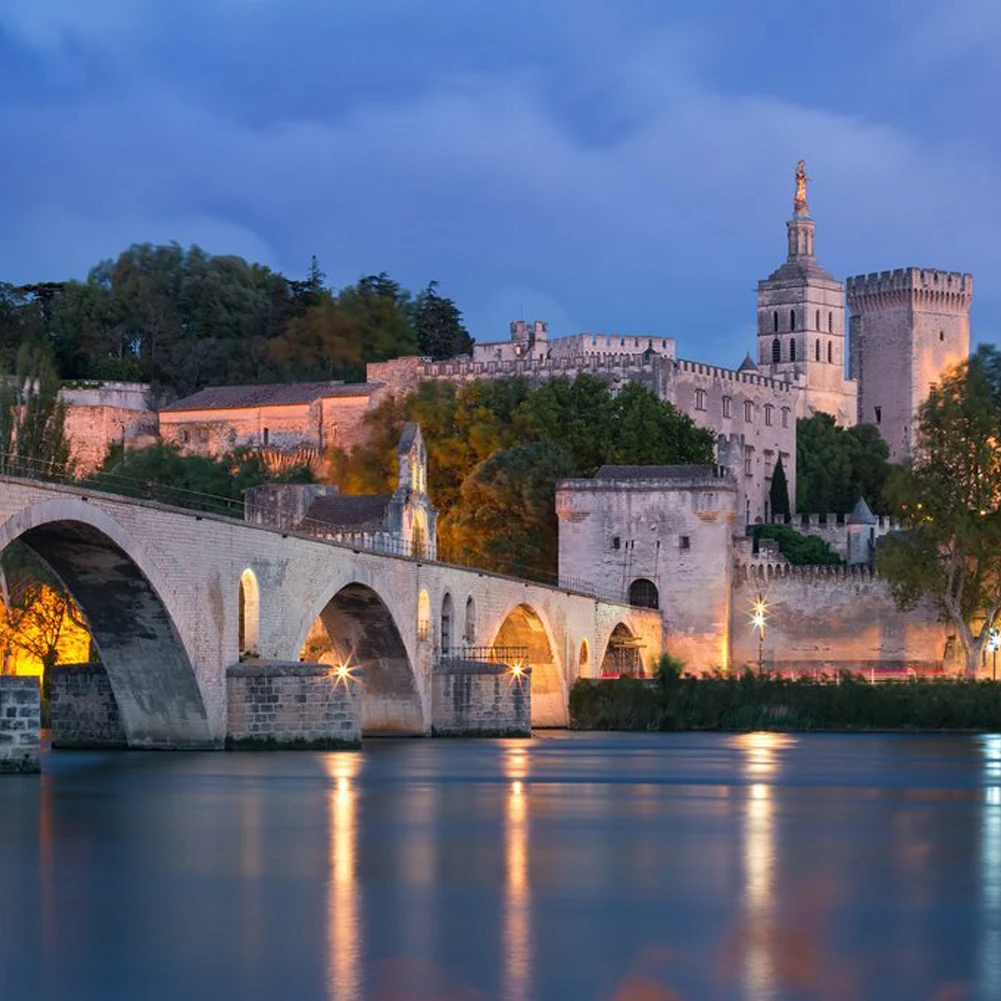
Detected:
left=304, top=494, right=391, bottom=532
left=162, top=381, right=380, bottom=412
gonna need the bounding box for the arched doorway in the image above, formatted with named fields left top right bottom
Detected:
left=440, top=592, right=454, bottom=654
left=600, top=623, right=644, bottom=677
left=239, top=569, right=260, bottom=657
left=1, top=517, right=211, bottom=747
left=628, top=578, right=659, bottom=610
left=491, top=603, right=566, bottom=728
left=299, top=582, right=423, bottom=736
left=464, top=596, right=476, bottom=643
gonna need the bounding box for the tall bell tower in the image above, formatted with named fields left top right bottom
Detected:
left=756, top=161, right=857, bottom=426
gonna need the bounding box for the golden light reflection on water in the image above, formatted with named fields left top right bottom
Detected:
left=503, top=744, right=531, bottom=1001
left=981, top=735, right=1001, bottom=998
left=324, top=753, right=361, bottom=1001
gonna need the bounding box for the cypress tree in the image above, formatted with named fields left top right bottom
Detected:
left=769, top=455, right=791, bottom=521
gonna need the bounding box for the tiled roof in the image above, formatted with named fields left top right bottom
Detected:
left=161, top=381, right=379, bottom=412
left=303, top=495, right=391, bottom=531
left=594, top=464, right=717, bottom=481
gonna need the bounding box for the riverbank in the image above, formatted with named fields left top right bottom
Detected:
left=569, top=673, right=1001, bottom=731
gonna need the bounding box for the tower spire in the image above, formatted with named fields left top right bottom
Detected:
left=787, top=159, right=814, bottom=260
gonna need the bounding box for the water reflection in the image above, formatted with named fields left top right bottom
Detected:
left=981, top=735, right=1001, bottom=998
left=503, top=744, right=531, bottom=1001
left=324, top=753, right=361, bottom=1001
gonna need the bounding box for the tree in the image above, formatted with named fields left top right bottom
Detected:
left=0, top=338, right=72, bottom=477
left=796, top=413, right=891, bottom=514
left=411, top=281, right=473, bottom=359
left=769, top=455, right=791, bottom=520
left=752, top=524, right=840, bottom=565
left=878, top=346, right=1001, bottom=677
left=440, top=442, right=575, bottom=576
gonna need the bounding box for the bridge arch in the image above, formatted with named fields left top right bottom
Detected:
left=599, top=621, right=643, bottom=677
left=489, top=602, right=567, bottom=727
left=0, top=498, right=213, bottom=747
left=298, top=581, right=424, bottom=736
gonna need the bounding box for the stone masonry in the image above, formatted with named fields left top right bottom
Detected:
left=49, top=663, right=128, bottom=749
left=226, top=662, right=363, bottom=749
left=431, top=662, right=531, bottom=737
left=0, top=675, right=40, bottom=773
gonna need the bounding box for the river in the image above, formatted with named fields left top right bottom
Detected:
left=0, top=732, right=998, bottom=1000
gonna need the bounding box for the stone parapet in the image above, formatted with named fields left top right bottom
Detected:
left=49, top=663, right=128, bottom=749
left=226, top=661, right=362, bottom=748
left=0, top=676, right=40, bottom=773
left=673, top=358, right=796, bottom=393
left=431, top=660, right=531, bottom=736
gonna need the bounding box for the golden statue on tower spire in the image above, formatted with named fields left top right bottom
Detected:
left=794, top=159, right=809, bottom=216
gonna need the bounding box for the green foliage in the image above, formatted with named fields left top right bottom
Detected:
left=796, top=413, right=891, bottom=514
left=4, top=246, right=468, bottom=398
left=88, top=443, right=313, bottom=514
left=333, top=375, right=715, bottom=575
left=752, top=524, right=842, bottom=565
left=769, top=455, right=791, bottom=519
left=878, top=345, right=1001, bottom=677
left=569, top=674, right=1001, bottom=731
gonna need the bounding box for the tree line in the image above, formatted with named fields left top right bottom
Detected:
left=0, top=245, right=473, bottom=399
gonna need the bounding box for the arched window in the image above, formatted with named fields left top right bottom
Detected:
left=789, top=309, right=796, bottom=331
left=772, top=311, right=779, bottom=333
left=815, top=309, right=820, bottom=330
left=417, top=590, right=431, bottom=641
left=579, top=639, right=590, bottom=674
left=411, top=510, right=427, bottom=559
left=771, top=337, right=780, bottom=363
left=815, top=339, right=820, bottom=362
left=789, top=339, right=796, bottom=362
left=628, top=578, right=659, bottom=610
left=464, top=596, right=476, bottom=643
left=239, top=569, right=260, bottom=657
left=828, top=340, right=833, bottom=364
left=440, top=592, right=453, bottom=653
left=828, top=311, right=833, bottom=333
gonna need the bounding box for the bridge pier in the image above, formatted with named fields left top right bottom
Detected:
left=0, top=676, right=40, bottom=773
left=49, top=664, right=129, bottom=749
left=431, top=658, right=532, bottom=737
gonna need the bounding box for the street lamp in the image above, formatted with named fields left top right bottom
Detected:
left=750, top=594, right=768, bottom=673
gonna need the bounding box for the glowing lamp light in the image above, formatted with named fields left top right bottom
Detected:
left=334, top=661, right=356, bottom=683
left=989, top=629, right=1001, bottom=653
left=750, top=597, right=768, bottom=633
left=510, top=661, right=526, bottom=679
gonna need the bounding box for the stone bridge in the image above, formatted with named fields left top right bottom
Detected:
left=0, top=476, right=661, bottom=750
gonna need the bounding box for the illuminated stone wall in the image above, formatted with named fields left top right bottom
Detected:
left=0, top=676, right=40, bottom=772
left=431, top=662, right=530, bottom=736
left=226, top=662, right=362, bottom=748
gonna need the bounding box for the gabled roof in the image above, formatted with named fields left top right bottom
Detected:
left=397, top=421, right=421, bottom=455
left=847, top=497, right=877, bottom=525
left=161, top=381, right=380, bottom=413
left=303, top=495, right=391, bottom=532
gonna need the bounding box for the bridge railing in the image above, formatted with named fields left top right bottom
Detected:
left=0, top=454, right=642, bottom=606
left=436, top=645, right=530, bottom=668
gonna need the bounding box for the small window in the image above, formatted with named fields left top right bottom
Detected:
left=764, top=404, right=773, bottom=426
left=744, top=400, right=753, bottom=422
left=771, top=337, right=780, bottom=363
left=744, top=446, right=753, bottom=476
left=180, top=429, right=190, bottom=444
left=789, top=339, right=796, bottom=362
left=620, top=337, right=625, bottom=346
left=679, top=535, right=690, bottom=551
left=815, top=309, right=820, bottom=330
left=828, top=311, right=833, bottom=333
left=789, top=309, right=796, bottom=331
left=874, top=406, right=882, bottom=424
left=612, top=536, right=621, bottom=550
left=940, top=330, right=945, bottom=342
left=262, top=427, right=270, bottom=446
left=815, top=339, right=820, bottom=362
left=695, top=388, right=707, bottom=411
left=773, top=311, right=779, bottom=333
left=781, top=407, right=790, bottom=429
left=722, top=396, right=732, bottom=419
left=827, top=340, right=833, bottom=364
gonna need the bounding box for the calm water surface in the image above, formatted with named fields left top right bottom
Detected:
left=0, top=732, right=999, bottom=1000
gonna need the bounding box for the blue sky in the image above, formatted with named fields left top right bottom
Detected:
left=0, top=0, right=997, bottom=367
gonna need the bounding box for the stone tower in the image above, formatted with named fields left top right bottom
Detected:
left=757, top=162, right=857, bottom=426
left=846, top=268, right=972, bottom=462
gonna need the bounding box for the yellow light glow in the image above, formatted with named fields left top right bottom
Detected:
left=749, top=596, right=768, bottom=633
left=510, top=661, right=526, bottom=678
left=333, top=659, right=356, bottom=684
left=1, top=584, right=91, bottom=676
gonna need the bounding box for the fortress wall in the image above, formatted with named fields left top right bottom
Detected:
left=730, top=564, right=952, bottom=674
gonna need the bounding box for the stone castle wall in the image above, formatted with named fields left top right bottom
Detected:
left=0, top=675, right=40, bottom=772
left=49, top=663, right=128, bottom=748
left=731, top=563, right=952, bottom=674
left=226, top=662, right=362, bottom=748
left=773, top=512, right=901, bottom=560
left=431, top=662, right=531, bottom=736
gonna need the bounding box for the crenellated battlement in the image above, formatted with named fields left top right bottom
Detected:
left=846, top=267, right=973, bottom=309
left=416, top=352, right=669, bottom=382
left=774, top=512, right=901, bottom=532
left=674, top=358, right=795, bottom=393
left=733, top=562, right=878, bottom=584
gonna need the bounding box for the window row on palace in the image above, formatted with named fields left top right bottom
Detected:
left=693, top=390, right=791, bottom=428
